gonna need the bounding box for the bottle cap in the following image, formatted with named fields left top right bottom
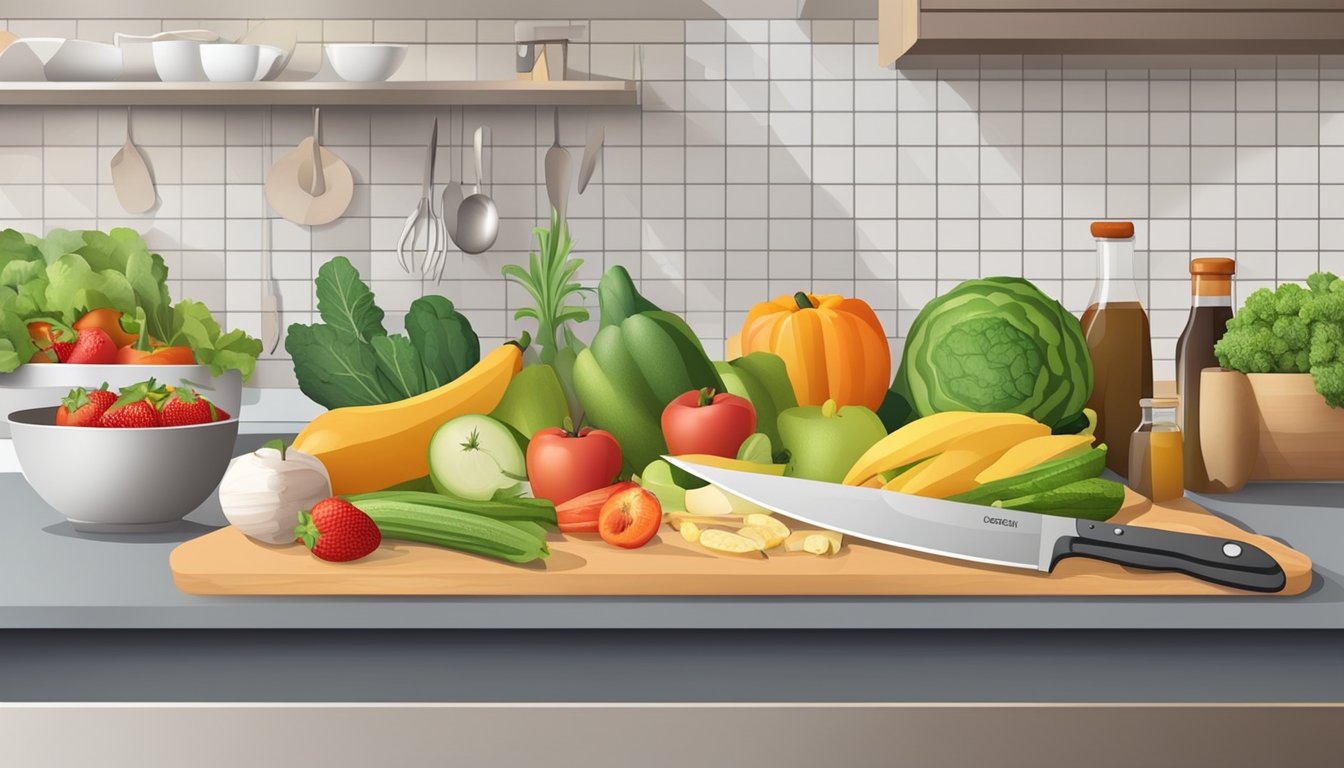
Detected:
left=1191, top=258, right=1236, bottom=275
left=1141, top=396, right=1179, bottom=409
left=1091, top=221, right=1134, bottom=238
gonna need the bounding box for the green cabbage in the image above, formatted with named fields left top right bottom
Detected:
left=879, top=277, right=1093, bottom=431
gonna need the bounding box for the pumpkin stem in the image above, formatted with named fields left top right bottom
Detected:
left=793, top=292, right=814, bottom=310
left=697, top=387, right=717, bottom=407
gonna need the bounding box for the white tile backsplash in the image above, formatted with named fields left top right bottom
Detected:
left=0, top=18, right=1340, bottom=379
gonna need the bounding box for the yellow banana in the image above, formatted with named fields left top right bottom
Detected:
left=294, top=343, right=523, bottom=495
left=896, top=422, right=1050, bottom=499
left=843, top=411, right=1039, bottom=486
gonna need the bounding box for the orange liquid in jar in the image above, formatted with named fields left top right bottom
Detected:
left=1129, top=429, right=1184, bottom=503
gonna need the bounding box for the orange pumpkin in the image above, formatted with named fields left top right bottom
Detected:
left=731, top=292, right=891, bottom=411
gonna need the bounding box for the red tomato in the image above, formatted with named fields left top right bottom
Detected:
left=526, top=426, right=623, bottom=506
left=660, top=387, right=756, bottom=458
left=598, top=486, right=662, bottom=549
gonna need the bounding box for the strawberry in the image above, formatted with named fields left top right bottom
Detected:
left=97, top=378, right=168, bottom=429
left=98, top=400, right=161, bottom=429
left=66, top=327, right=118, bottom=365
left=55, top=384, right=117, bottom=427
left=30, top=341, right=76, bottom=364
left=160, top=389, right=231, bottom=427
left=295, top=498, right=382, bottom=563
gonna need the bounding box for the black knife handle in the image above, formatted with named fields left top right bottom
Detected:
left=1050, top=520, right=1286, bottom=593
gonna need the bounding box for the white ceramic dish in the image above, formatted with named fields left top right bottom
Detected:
left=200, top=43, right=261, bottom=82
left=325, top=43, right=407, bottom=82
left=13, top=37, right=64, bottom=65
left=151, top=39, right=206, bottom=82
left=0, top=365, right=242, bottom=439
left=44, top=39, right=123, bottom=81
left=115, top=29, right=219, bottom=81
left=9, top=406, right=240, bottom=532
left=253, top=45, right=284, bottom=81
left=0, top=41, right=45, bottom=81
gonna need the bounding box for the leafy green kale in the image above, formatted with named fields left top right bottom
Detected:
left=285, top=257, right=480, bottom=409
left=1216, top=272, right=1344, bottom=408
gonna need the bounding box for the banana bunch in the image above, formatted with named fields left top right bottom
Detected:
left=843, top=411, right=1095, bottom=500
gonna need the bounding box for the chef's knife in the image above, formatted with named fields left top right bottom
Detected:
left=664, top=458, right=1286, bottom=593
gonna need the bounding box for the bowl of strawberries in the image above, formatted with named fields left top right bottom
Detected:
left=7, top=372, right=241, bottom=532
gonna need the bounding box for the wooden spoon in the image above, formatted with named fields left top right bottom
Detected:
left=110, top=107, right=156, bottom=214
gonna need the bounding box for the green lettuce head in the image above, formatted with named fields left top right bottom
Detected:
left=880, top=277, right=1093, bottom=432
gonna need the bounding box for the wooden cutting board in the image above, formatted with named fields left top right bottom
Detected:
left=170, top=491, right=1313, bottom=597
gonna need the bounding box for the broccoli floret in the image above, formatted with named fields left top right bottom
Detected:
left=1306, top=271, right=1341, bottom=296
left=1272, top=314, right=1312, bottom=353
left=1313, top=363, right=1344, bottom=408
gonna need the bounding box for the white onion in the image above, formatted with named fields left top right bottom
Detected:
left=218, top=443, right=332, bottom=544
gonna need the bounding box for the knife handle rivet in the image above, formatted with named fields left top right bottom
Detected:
left=1113, top=527, right=1124, bottom=535
left=1223, top=542, right=1242, bottom=558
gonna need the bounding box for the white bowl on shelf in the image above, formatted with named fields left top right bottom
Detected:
left=200, top=43, right=261, bottom=82
left=325, top=43, right=407, bottom=82
left=12, top=37, right=65, bottom=65
left=253, top=45, right=284, bottom=81
left=40, top=39, right=124, bottom=81
left=115, top=29, right=220, bottom=81
left=151, top=39, right=206, bottom=81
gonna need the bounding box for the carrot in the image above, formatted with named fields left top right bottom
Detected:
left=555, top=482, right=639, bottom=533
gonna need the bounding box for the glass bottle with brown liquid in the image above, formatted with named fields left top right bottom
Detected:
left=1080, top=221, right=1153, bottom=477
left=1175, top=257, right=1236, bottom=493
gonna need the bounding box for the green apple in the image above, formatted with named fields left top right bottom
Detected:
left=637, top=459, right=688, bottom=511
left=778, top=399, right=887, bottom=483
left=489, top=363, right=570, bottom=453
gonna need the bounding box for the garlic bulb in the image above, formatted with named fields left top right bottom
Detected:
left=218, top=440, right=332, bottom=544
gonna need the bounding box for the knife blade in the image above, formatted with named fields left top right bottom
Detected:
left=664, top=458, right=1286, bottom=593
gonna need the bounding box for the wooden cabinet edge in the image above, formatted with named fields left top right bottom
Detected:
left=878, top=0, right=919, bottom=68
left=879, top=1, right=1344, bottom=67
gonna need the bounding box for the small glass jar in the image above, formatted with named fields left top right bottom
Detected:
left=1128, top=397, right=1184, bottom=503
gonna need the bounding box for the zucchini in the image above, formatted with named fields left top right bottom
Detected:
left=992, top=478, right=1125, bottom=521
left=949, top=446, right=1107, bottom=506
left=350, top=499, right=550, bottom=564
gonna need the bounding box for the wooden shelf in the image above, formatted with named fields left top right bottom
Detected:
left=0, top=80, right=639, bottom=107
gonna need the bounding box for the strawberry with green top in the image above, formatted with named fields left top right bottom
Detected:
left=97, top=378, right=167, bottom=429
left=296, top=498, right=382, bottom=562
left=160, top=388, right=231, bottom=426
left=55, top=384, right=117, bottom=427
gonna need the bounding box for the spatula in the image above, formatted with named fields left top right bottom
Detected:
left=110, top=108, right=156, bottom=214
left=543, top=107, right=571, bottom=219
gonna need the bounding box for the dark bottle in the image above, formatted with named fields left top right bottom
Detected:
left=1080, top=221, right=1153, bottom=477
left=1175, top=257, right=1236, bottom=493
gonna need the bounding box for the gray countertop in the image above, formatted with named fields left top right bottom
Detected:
left=2, top=434, right=1341, bottom=631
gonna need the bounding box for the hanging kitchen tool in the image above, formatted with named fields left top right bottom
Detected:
left=543, top=107, right=571, bottom=219
left=396, top=117, right=442, bottom=274
left=110, top=107, right=156, bottom=214
left=260, top=107, right=282, bottom=355
left=454, top=125, right=499, bottom=256
left=439, top=107, right=464, bottom=245
left=264, top=107, right=353, bottom=227
left=577, top=124, right=604, bottom=195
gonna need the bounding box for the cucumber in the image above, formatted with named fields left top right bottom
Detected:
left=351, top=499, right=550, bottom=563
left=992, top=478, right=1125, bottom=521
left=346, top=491, right=557, bottom=527
left=949, top=445, right=1107, bottom=506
